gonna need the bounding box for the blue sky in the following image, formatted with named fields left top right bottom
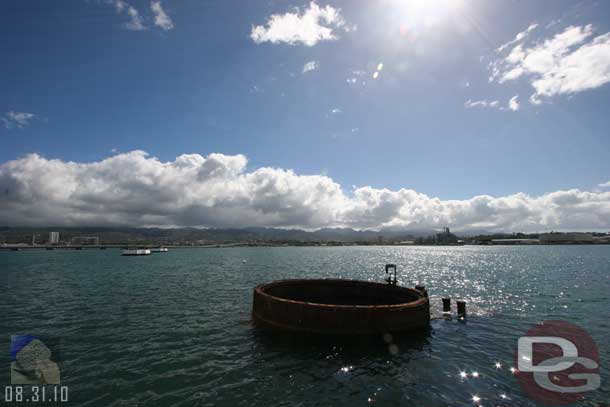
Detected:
left=1, top=0, right=610, bottom=230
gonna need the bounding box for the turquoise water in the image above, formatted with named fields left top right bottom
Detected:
left=1, top=246, right=609, bottom=406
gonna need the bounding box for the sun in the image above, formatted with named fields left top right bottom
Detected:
left=386, top=0, right=464, bottom=30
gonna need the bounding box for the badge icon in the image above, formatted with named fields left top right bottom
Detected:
left=10, top=335, right=61, bottom=385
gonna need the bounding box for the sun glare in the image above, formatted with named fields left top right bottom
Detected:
left=388, top=0, right=463, bottom=31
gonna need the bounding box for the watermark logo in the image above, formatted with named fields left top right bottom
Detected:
left=515, top=320, right=600, bottom=405
left=10, top=335, right=61, bottom=385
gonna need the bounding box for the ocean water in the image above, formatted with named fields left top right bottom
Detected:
left=1, top=245, right=609, bottom=406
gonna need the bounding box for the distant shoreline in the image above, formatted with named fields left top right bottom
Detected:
left=2, top=227, right=609, bottom=248
left=2, top=242, right=609, bottom=251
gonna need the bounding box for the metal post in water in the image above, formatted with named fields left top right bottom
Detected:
left=456, top=300, right=466, bottom=318
left=442, top=298, right=451, bottom=313
left=415, top=285, right=427, bottom=296
left=385, top=264, right=397, bottom=285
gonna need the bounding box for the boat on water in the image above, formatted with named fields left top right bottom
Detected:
left=122, top=249, right=151, bottom=256
left=150, top=247, right=169, bottom=253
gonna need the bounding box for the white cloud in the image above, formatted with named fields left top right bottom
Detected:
left=529, top=93, right=542, bottom=105
left=250, top=2, right=347, bottom=46
left=465, top=99, right=486, bottom=108
left=125, top=6, right=145, bottom=30
left=302, top=60, right=319, bottom=74
left=497, top=23, right=539, bottom=52
left=111, top=0, right=146, bottom=31
left=508, top=95, right=520, bottom=111
left=465, top=96, right=520, bottom=112
left=2, top=111, right=35, bottom=129
left=150, top=1, right=174, bottom=31
left=1, top=151, right=609, bottom=231
left=490, top=24, right=610, bottom=103
left=111, top=0, right=127, bottom=12
left=464, top=99, right=500, bottom=109
left=599, top=180, right=610, bottom=188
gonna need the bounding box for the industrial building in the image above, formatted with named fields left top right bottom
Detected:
left=490, top=238, right=539, bottom=245
left=71, top=236, right=100, bottom=245
left=539, top=233, right=593, bottom=244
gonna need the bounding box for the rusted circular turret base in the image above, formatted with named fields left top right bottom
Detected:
left=252, top=279, right=430, bottom=335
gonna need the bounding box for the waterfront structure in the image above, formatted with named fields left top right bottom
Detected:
left=593, top=235, right=610, bottom=244
left=395, top=240, right=416, bottom=245
left=435, top=227, right=459, bottom=245
left=491, top=238, right=540, bottom=245
left=122, top=249, right=151, bottom=256
left=539, top=233, right=593, bottom=244
left=49, top=232, right=59, bottom=244
left=252, top=278, right=429, bottom=334
left=71, top=236, right=100, bottom=245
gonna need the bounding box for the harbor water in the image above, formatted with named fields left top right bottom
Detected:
left=1, top=246, right=609, bottom=406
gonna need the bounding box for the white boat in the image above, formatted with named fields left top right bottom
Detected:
left=150, top=247, right=169, bottom=253
left=122, top=249, right=151, bottom=256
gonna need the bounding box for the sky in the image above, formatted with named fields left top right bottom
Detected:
left=1, top=0, right=610, bottom=231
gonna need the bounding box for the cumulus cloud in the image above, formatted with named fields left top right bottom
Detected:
left=2, top=111, right=35, bottom=129
left=302, top=60, right=319, bottom=73
left=490, top=24, right=610, bottom=103
left=150, top=1, right=173, bottom=31
left=250, top=2, right=347, bottom=46
left=599, top=180, right=610, bottom=188
left=1, top=151, right=609, bottom=231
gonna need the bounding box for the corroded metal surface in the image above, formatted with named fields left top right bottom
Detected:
left=252, top=279, right=430, bottom=335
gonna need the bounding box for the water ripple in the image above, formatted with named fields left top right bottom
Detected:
left=1, top=246, right=609, bottom=406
